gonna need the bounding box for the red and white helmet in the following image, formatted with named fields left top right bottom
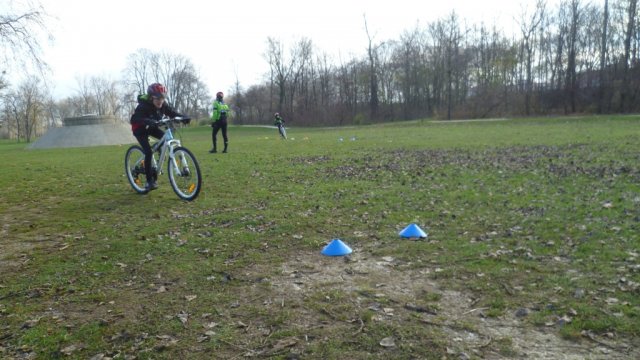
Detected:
left=147, top=83, right=167, bottom=98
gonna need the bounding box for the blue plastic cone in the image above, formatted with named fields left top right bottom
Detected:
left=321, top=239, right=353, bottom=256
left=399, top=223, right=428, bottom=239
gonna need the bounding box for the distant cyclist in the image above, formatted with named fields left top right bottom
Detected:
left=130, top=83, right=188, bottom=191
left=210, top=91, right=230, bottom=153
left=274, top=112, right=286, bottom=139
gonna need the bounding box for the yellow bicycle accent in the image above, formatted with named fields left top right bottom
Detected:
left=124, top=116, right=201, bottom=201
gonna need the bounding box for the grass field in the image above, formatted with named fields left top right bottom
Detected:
left=1, top=116, right=639, bottom=359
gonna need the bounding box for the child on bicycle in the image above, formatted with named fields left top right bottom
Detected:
left=274, top=112, right=285, bottom=138
left=130, top=82, right=189, bottom=191
left=210, top=91, right=230, bottom=153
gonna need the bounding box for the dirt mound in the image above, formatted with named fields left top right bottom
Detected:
left=29, top=115, right=135, bottom=149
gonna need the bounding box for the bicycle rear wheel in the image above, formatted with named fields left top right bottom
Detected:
left=168, top=146, right=202, bottom=201
left=125, top=145, right=149, bottom=193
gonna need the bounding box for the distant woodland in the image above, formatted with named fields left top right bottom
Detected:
left=245, top=0, right=640, bottom=125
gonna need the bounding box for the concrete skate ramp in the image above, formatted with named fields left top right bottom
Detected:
left=30, top=115, right=135, bottom=149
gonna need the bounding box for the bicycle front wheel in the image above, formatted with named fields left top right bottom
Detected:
left=125, top=145, right=148, bottom=194
left=168, top=146, right=202, bottom=201
left=279, top=126, right=287, bottom=139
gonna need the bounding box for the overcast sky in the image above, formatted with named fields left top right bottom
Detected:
left=28, top=0, right=573, bottom=99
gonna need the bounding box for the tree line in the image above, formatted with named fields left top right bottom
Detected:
left=1, top=0, right=639, bottom=141
left=240, top=0, right=639, bottom=126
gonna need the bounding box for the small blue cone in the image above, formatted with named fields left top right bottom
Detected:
left=399, top=223, right=428, bottom=239
left=321, top=239, right=352, bottom=256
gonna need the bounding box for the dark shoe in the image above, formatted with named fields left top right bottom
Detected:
left=209, top=148, right=217, bottom=153
left=222, top=149, right=228, bottom=153
left=146, top=181, right=158, bottom=191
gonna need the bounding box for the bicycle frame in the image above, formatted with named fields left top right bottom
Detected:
left=150, top=126, right=184, bottom=177
left=277, top=124, right=287, bottom=139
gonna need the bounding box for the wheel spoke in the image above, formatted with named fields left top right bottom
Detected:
left=125, top=146, right=149, bottom=194
left=167, top=146, right=201, bottom=201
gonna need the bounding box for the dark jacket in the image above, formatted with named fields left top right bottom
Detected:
left=130, top=94, right=182, bottom=132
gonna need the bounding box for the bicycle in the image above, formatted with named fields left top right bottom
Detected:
left=124, top=116, right=202, bottom=201
left=277, top=124, right=287, bottom=139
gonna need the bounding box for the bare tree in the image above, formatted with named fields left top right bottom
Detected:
left=0, top=0, right=51, bottom=79
left=243, top=83, right=271, bottom=124
left=265, top=37, right=291, bottom=113
left=293, top=50, right=328, bottom=124
left=123, top=49, right=210, bottom=117
left=375, top=41, right=396, bottom=119
left=467, top=23, right=516, bottom=117
left=155, top=51, right=195, bottom=105
left=599, top=0, right=610, bottom=113
left=363, top=15, right=381, bottom=120
left=123, top=49, right=155, bottom=95
left=395, top=26, right=427, bottom=119
left=556, top=0, right=583, bottom=113
left=55, top=97, right=77, bottom=122
left=74, top=76, right=96, bottom=115
left=230, top=67, right=246, bottom=124
left=620, top=0, right=637, bottom=112
left=429, top=11, right=468, bottom=120
left=171, top=70, right=210, bottom=118
left=1, top=76, right=49, bottom=142
left=287, top=37, right=313, bottom=117
left=68, top=75, right=123, bottom=117
left=314, top=53, right=335, bottom=122
left=518, top=0, right=547, bottom=115
left=95, top=76, right=123, bottom=117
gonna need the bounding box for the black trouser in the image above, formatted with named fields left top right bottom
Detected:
left=212, top=119, right=228, bottom=151
left=134, top=126, right=164, bottom=182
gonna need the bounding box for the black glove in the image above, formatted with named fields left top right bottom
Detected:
left=143, top=118, right=158, bottom=127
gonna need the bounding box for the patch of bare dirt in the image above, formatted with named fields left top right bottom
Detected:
left=0, top=209, right=37, bottom=271
left=262, top=247, right=639, bottom=359
left=0, top=204, right=62, bottom=274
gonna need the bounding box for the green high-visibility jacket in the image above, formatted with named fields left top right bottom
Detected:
left=211, top=100, right=230, bottom=122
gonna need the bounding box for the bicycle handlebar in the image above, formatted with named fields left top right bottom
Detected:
left=156, top=116, right=191, bottom=126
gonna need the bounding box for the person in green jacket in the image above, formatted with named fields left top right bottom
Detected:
left=210, top=91, right=229, bottom=153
